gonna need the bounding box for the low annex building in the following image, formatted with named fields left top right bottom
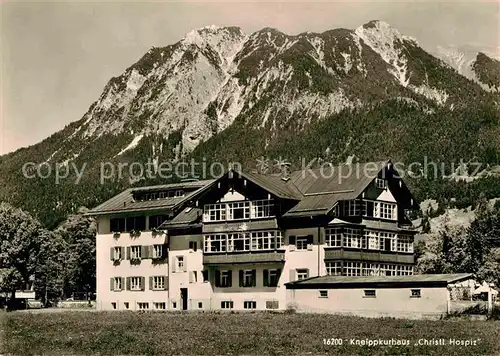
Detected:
left=285, top=273, right=475, bottom=319
left=89, top=160, right=424, bottom=312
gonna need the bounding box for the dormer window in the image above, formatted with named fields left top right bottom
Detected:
left=375, top=178, right=387, bottom=189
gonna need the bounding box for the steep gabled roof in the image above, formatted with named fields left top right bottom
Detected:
left=239, top=170, right=302, bottom=200
left=160, top=207, right=203, bottom=229
left=87, top=180, right=215, bottom=215
left=282, top=161, right=389, bottom=217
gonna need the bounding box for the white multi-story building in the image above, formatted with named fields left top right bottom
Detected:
left=90, top=160, right=420, bottom=311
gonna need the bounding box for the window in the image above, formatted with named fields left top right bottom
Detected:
left=176, top=256, right=185, bottom=272
left=172, top=302, right=177, bottom=309
left=266, top=301, right=279, bottom=309
left=112, top=247, right=122, bottom=261
left=397, top=265, right=413, bottom=276
left=198, top=302, right=203, bottom=309
left=296, top=269, right=309, bottom=280
left=375, top=202, right=397, bottom=220
left=319, top=290, right=328, bottom=298
left=244, top=301, right=257, bottom=309
left=364, top=290, right=376, bottom=298
left=363, top=263, right=380, bottom=276
left=130, top=246, right=141, bottom=260
left=344, top=228, right=362, bottom=248
left=251, top=200, right=274, bottom=218
left=125, top=216, right=146, bottom=232
left=227, top=202, right=250, bottom=220
left=152, top=244, right=165, bottom=259
left=217, top=270, right=232, bottom=288
left=137, top=302, right=149, bottom=310
left=397, top=235, right=414, bottom=253
left=204, top=203, right=226, bottom=222
left=110, top=218, right=125, bottom=233
left=113, top=277, right=122, bottom=291
left=189, top=241, right=198, bottom=252
left=204, top=234, right=226, bottom=252
left=264, top=269, right=281, bottom=287
left=325, top=228, right=342, bottom=247
left=221, top=301, right=233, bottom=309
left=124, top=302, right=129, bottom=310
left=152, top=276, right=165, bottom=290
left=149, top=215, right=168, bottom=229
left=326, top=262, right=342, bottom=276
left=228, top=233, right=250, bottom=252
left=295, top=236, right=312, bottom=250
left=130, top=277, right=142, bottom=291
left=344, top=262, right=362, bottom=276
left=379, top=232, right=397, bottom=252
left=365, top=230, right=379, bottom=250
left=240, top=270, right=256, bottom=287
left=375, top=178, right=387, bottom=189
left=275, top=231, right=283, bottom=249
left=111, top=302, right=117, bottom=309
left=411, top=289, right=421, bottom=298
left=363, top=200, right=375, bottom=217
left=380, top=264, right=397, bottom=276
left=343, top=200, right=361, bottom=216
left=154, top=302, right=166, bottom=310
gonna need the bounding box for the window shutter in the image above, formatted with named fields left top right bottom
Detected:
left=164, top=277, right=168, bottom=290
left=141, top=246, right=148, bottom=259
left=189, top=271, right=194, bottom=283
left=110, top=247, right=114, bottom=261
left=148, top=245, right=154, bottom=259
left=289, top=269, right=296, bottom=282
left=252, top=270, right=257, bottom=287
left=172, top=261, right=176, bottom=273
left=120, top=247, right=125, bottom=259
left=263, top=269, right=269, bottom=287
left=305, top=269, right=310, bottom=278
left=121, top=277, right=125, bottom=289
left=149, top=276, right=153, bottom=290
left=183, top=257, right=187, bottom=272
left=228, top=270, right=233, bottom=287
left=162, top=244, right=168, bottom=259
left=110, top=277, right=114, bottom=291
left=140, top=277, right=145, bottom=291
left=202, top=270, right=208, bottom=282
left=126, top=277, right=131, bottom=291
left=239, top=270, right=244, bottom=287
left=289, top=236, right=296, bottom=251
left=215, top=270, right=221, bottom=287
left=126, top=247, right=131, bottom=260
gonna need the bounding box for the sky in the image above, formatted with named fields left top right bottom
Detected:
left=1, top=0, right=499, bottom=155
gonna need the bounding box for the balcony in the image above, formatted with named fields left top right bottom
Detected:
left=203, top=251, right=286, bottom=265
left=324, top=249, right=414, bottom=264
left=203, top=199, right=275, bottom=223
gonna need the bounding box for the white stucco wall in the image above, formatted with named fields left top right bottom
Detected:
left=96, top=216, right=169, bottom=311
left=288, top=287, right=449, bottom=319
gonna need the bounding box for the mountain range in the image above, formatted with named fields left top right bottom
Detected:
left=1, top=20, right=499, bottom=228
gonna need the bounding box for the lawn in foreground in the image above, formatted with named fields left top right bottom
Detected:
left=2, top=311, right=500, bottom=355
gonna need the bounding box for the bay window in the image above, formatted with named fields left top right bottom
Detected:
left=227, top=202, right=250, bottom=220
left=228, top=233, right=250, bottom=252
left=326, top=261, right=342, bottom=276
left=204, top=234, right=226, bottom=252
left=325, top=228, right=342, bottom=247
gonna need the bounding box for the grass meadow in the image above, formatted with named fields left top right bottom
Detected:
left=1, top=311, right=499, bottom=355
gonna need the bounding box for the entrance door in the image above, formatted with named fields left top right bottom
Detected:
left=180, top=288, right=188, bottom=310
